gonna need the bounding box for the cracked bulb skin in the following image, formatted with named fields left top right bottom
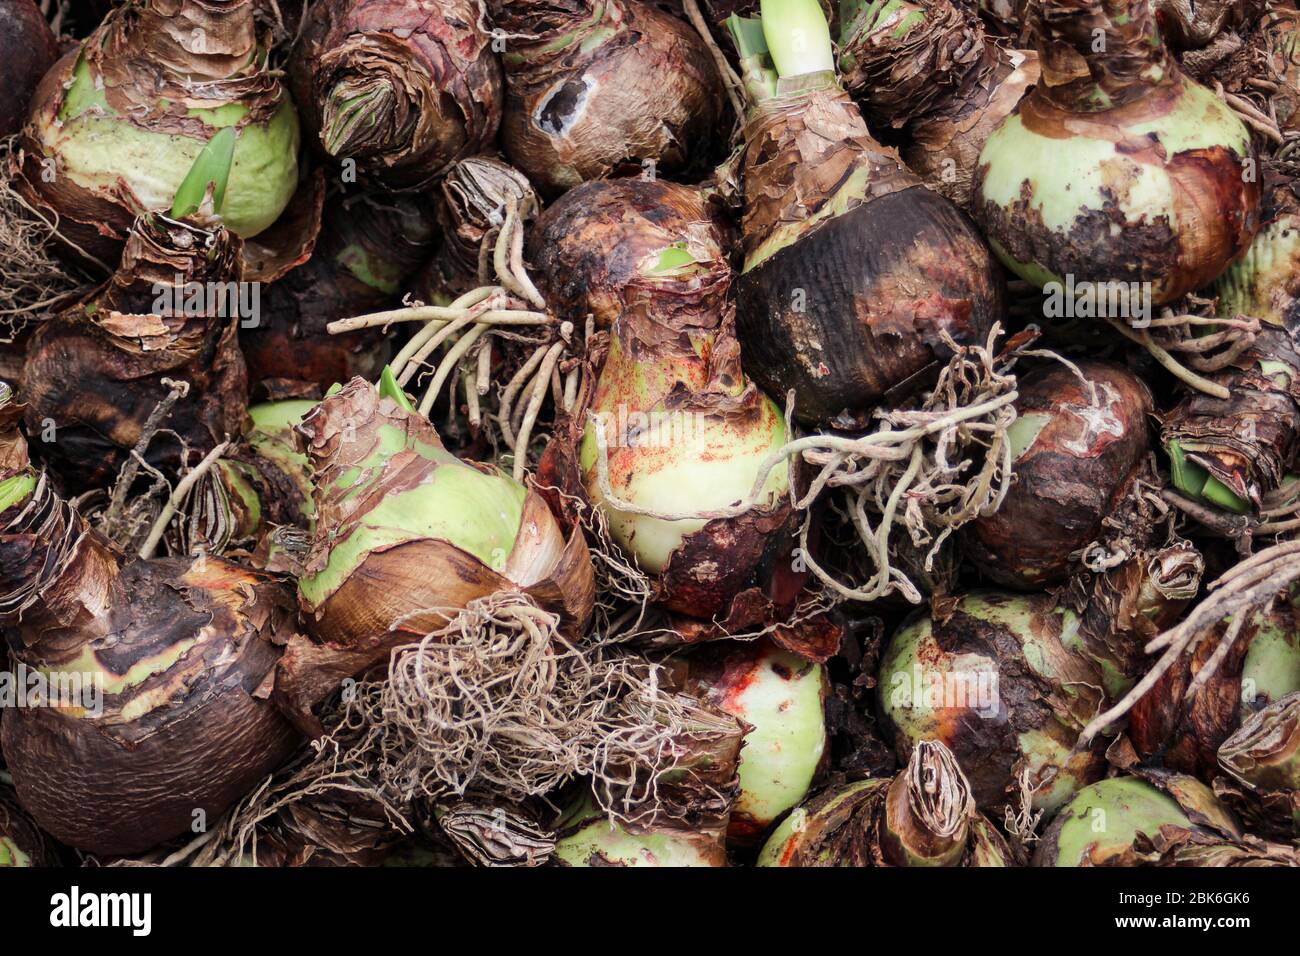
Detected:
left=488, top=0, right=723, bottom=198
left=973, top=0, right=1260, bottom=306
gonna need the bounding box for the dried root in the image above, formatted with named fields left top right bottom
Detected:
left=194, top=593, right=741, bottom=863
left=1079, top=540, right=1300, bottom=745
left=328, top=191, right=578, bottom=479
left=1104, top=299, right=1260, bottom=400
left=0, top=138, right=95, bottom=333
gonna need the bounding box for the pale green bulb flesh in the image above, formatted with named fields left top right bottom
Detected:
left=579, top=395, right=789, bottom=574
left=1048, top=777, right=1191, bottom=866
left=42, top=56, right=300, bottom=238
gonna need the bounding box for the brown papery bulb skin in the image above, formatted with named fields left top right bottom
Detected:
left=489, top=0, right=723, bottom=197
left=291, top=0, right=503, bottom=190
left=529, top=177, right=733, bottom=330
left=417, top=156, right=540, bottom=304
left=0, top=478, right=300, bottom=857
left=295, top=378, right=595, bottom=649
left=965, top=361, right=1153, bottom=589
left=0, top=0, right=59, bottom=138
left=838, top=0, right=1040, bottom=207
left=22, top=216, right=250, bottom=490
left=736, top=81, right=1003, bottom=427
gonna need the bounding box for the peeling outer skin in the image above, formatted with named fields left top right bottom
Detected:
left=489, top=0, right=723, bottom=198
left=1155, top=0, right=1261, bottom=49
left=244, top=190, right=438, bottom=395
left=21, top=217, right=250, bottom=490
left=878, top=740, right=973, bottom=867
left=238, top=168, right=326, bottom=285
left=0, top=0, right=59, bottom=138
left=0, top=787, right=56, bottom=866
left=965, top=361, right=1153, bottom=590
left=1059, top=537, right=1203, bottom=699
left=579, top=306, right=795, bottom=618
left=974, top=0, right=1260, bottom=305
left=759, top=761, right=1018, bottom=866
left=1161, top=328, right=1300, bottom=510
left=279, top=380, right=594, bottom=731
left=903, top=50, right=1041, bottom=208
left=290, top=0, right=502, bottom=191
left=1129, top=630, right=1250, bottom=780
left=665, top=583, right=843, bottom=663
left=1130, top=599, right=1299, bottom=781
left=838, top=0, right=1040, bottom=206
left=1262, top=15, right=1300, bottom=137
left=737, top=189, right=1003, bottom=427
left=14, top=0, right=301, bottom=272
left=529, top=177, right=734, bottom=331
left=877, top=591, right=1108, bottom=814
left=1, top=548, right=302, bottom=857
left=1220, top=691, right=1300, bottom=793
left=1216, top=692, right=1300, bottom=839
left=759, top=779, right=888, bottom=866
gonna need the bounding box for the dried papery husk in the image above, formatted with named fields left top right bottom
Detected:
left=487, top=0, right=724, bottom=198
left=0, top=450, right=302, bottom=856
left=965, top=361, right=1154, bottom=589
left=1129, top=595, right=1300, bottom=780
left=1033, top=769, right=1298, bottom=866
left=1155, top=0, right=1261, bottom=49
left=1164, top=179, right=1300, bottom=516
left=974, top=0, right=1260, bottom=307
left=1162, top=327, right=1300, bottom=515
left=1217, top=691, right=1300, bottom=837
left=757, top=739, right=1018, bottom=866
left=1259, top=10, right=1300, bottom=136
left=181, top=399, right=317, bottom=558
left=244, top=192, right=439, bottom=396
left=11, top=0, right=309, bottom=273
left=550, top=792, right=728, bottom=867
left=0, top=0, right=59, bottom=139
left=672, top=639, right=828, bottom=841
left=838, top=0, right=1040, bottom=207
left=732, top=40, right=1003, bottom=425
left=436, top=800, right=555, bottom=867
left=280, top=376, right=594, bottom=711
left=290, top=0, right=502, bottom=191
left=529, top=177, right=734, bottom=332
left=878, top=590, right=1125, bottom=815
left=417, top=156, right=539, bottom=304
left=22, top=214, right=250, bottom=491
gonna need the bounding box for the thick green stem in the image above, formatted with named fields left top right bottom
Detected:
left=760, top=0, right=836, bottom=78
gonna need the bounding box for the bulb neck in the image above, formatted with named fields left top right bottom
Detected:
left=1035, top=0, right=1174, bottom=113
